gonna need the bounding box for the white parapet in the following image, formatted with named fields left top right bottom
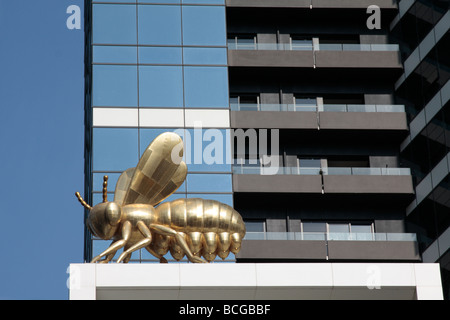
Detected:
left=68, top=262, right=443, bottom=300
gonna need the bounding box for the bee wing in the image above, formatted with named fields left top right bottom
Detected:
left=121, top=132, right=187, bottom=206
left=114, top=167, right=135, bottom=206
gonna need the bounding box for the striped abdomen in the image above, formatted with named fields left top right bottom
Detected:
left=154, top=198, right=246, bottom=262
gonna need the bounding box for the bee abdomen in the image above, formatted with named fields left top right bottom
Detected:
left=156, top=198, right=246, bottom=262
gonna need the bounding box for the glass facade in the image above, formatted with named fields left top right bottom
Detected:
left=87, top=0, right=231, bottom=262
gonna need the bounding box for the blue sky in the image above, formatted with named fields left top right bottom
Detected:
left=0, top=1, right=85, bottom=299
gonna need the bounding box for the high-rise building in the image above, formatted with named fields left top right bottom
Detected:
left=391, top=0, right=450, bottom=300
left=72, top=0, right=448, bottom=300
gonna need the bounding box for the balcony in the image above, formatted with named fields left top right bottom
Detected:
left=236, top=231, right=420, bottom=262
left=230, top=103, right=408, bottom=130
left=228, top=40, right=403, bottom=69
left=232, top=166, right=414, bottom=194
left=226, top=0, right=398, bottom=9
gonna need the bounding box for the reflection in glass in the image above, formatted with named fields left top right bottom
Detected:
left=183, top=47, right=227, bottom=65
left=138, top=5, right=181, bottom=45
left=186, top=173, right=232, bottom=193
left=182, top=6, right=226, bottom=46
left=184, top=128, right=231, bottom=172
left=93, top=46, right=137, bottom=64
left=92, top=65, right=137, bottom=107
left=93, top=128, right=139, bottom=171
left=139, top=47, right=182, bottom=65
left=245, top=220, right=266, bottom=232
left=184, top=66, right=229, bottom=108
left=139, top=66, right=183, bottom=107
left=302, top=222, right=326, bottom=233
left=93, top=4, right=137, bottom=44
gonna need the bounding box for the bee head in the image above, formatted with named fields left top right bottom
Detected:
left=75, top=176, right=121, bottom=239
left=87, top=201, right=122, bottom=240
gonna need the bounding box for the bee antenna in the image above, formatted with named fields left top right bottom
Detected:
left=102, top=175, right=108, bottom=203
left=75, top=192, right=92, bottom=210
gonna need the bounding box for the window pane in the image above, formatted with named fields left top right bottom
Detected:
left=93, top=4, right=137, bottom=44
left=187, top=193, right=233, bottom=207
left=139, top=66, right=183, bottom=107
left=183, top=47, right=227, bottom=65
left=139, top=47, right=182, bottom=65
left=184, top=67, right=229, bottom=108
left=138, top=5, right=181, bottom=45
left=182, top=6, right=226, bottom=46
left=186, top=173, right=232, bottom=192
left=351, top=224, right=373, bottom=233
left=93, top=173, right=121, bottom=192
left=329, top=223, right=350, bottom=233
left=245, top=221, right=265, bottom=232
left=184, top=128, right=232, bottom=172
left=302, top=222, right=326, bottom=233
left=93, top=46, right=137, bottom=64
left=93, top=65, right=137, bottom=107
left=299, top=159, right=321, bottom=168
left=97, top=0, right=135, bottom=2
left=139, top=0, right=179, bottom=3
left=93, top=128, right=139, bottom=171
left=183, top=0, right=224, bottom=4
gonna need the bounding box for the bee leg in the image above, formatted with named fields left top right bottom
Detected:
left=150, top=224, right=207, bottom=264
left=144, top=247, right=168, bottom=263
left=117, top=221, right=152, bottom=263
left=91, top=221, right=132, bottom=263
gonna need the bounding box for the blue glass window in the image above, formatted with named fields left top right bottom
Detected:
left=138, top=5, right=182, bottom=45
left=139, top=47, right=182, bottom=65
left=182, top=6, right=226, bottom=46
left=139, top=66, right=183, bottom=107
left=184, top=67, right=229, bottom=108
left=183, top=47, right=227, bottom=65
left=93, top=4, right=137, bottom=45
left=93, top=173, right=121, bottom=192
left=139, top=0, right=180, bottom=3
left=92, top=65, right=137, bottom=107
left=183, top=0, right=224, bottom=4
left=184, top=128, right=231, bottom=172
left=186, top=173, right=232, bottom=193
left=93, top=46, right=137, bottom=64
left=93, top=128, right=139, bottom=171
left=96, top=0, right=135, bottom=2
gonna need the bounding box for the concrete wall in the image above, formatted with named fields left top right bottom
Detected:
left=230, top=111, right=408, bottom=131
left=237, top=239, right=420, bottom=262
left=233, top=174, right=414, bottom=194
left=228, top=50, right=403, bottom=69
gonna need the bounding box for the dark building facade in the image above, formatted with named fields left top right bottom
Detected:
left=391, top=0, right=450, bottom=299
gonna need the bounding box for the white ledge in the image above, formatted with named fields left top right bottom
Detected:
left=68, top=262, right=443, bottom=300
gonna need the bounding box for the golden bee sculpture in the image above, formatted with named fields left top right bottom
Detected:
left=75, top=132, right=246, bottom=263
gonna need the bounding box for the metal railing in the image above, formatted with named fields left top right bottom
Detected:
left=232, top=166, right=412, bottom=176
left=244, top=232, right=417, bottom=242
left=230, top=103, right=405, bottom=113
left=228, top=41, right=399, bottom=52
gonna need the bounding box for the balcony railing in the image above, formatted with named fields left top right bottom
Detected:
left=244, top=232, right=417, bottom=242
left=228, top=41, right=400, bottom=52
left=230, top=103, right=405, bottom=113
left=232, top=166, right=412, bottom=176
